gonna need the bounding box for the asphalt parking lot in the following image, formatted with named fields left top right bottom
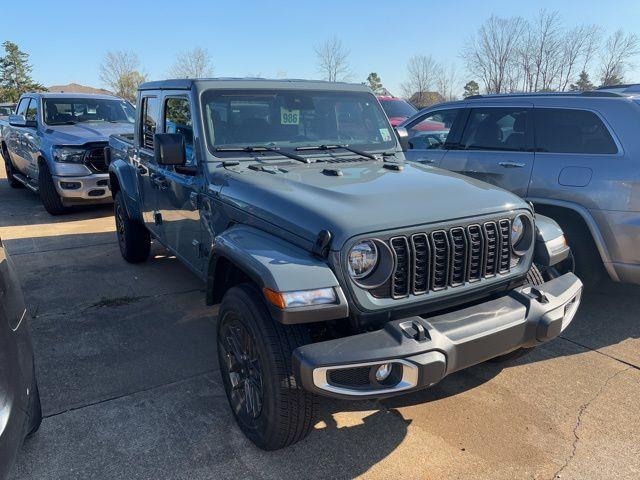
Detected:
left=1, top=168, right=639, bottom=480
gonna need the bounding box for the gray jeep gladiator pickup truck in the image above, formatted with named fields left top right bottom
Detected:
left=1, top=93, right=134, bottom=214
left=107, top=78, right=583, bottom=450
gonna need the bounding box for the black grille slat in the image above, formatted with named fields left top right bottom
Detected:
left=390, top=237, right=410, bottom=298
left=483, top=222, right=499, bottom=277
left=498, top=219, right=511, bottom=273
left=85, top=147, right=108, bottom=173
left=449, top=227, right=468, bottom=286
left=411, top=234, right=430, bottom=294
left=328, top=367, right=371, bottom=387
left=430, top=231, right=450, bottom=291
left=381, top=217, right=517, bottom=298
left=467, top=225, right=484, bottom=282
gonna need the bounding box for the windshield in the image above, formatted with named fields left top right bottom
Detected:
left=380, top=99, right=417, bottom=118
left=202, top=89, right=396, bottom=156
left=43, top=98, right=135, bottom=125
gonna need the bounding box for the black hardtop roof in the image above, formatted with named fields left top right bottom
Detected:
left=138, top=77, right=372, bottom=93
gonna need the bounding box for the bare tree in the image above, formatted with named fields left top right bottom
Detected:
left=598, top=30, right=640, bottom=86
left=168, top=47, right=214, bottom=79
left=314, top=36, right=351, bottom=82
left=401, top=55, right=439, bottom=98
left=435, top=63, right=460, bottom=101
left=462, top=15, right=527, bottom=93
left=556, top=25, right=601, bottom=91
left=99, top=51, right=146, bottom=102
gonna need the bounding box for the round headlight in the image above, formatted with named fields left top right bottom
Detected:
left=511, top=215, right=525, bottom=247
left=348, top=240, right=378, bottom=279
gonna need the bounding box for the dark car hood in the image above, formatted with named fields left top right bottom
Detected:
left=216, top=160, right=529, bottom=249
left=45, top=122, right=134, bottom=145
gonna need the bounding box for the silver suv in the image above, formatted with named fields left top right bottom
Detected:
left=399, top=86, right=640, bottom=287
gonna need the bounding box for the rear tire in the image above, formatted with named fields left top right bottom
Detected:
left=38, top=162, right=68, bottom=215
left=2, top=146, right=22, bottom=188
left=217, top=283, right=317, bottom=450
left=114, top=191, right=150, bottom=263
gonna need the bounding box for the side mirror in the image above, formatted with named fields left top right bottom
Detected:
left=394, top=127, right=410, bottom=151
left=154, top=133, right=186, bottom=166
left=8, top=114, right=35, bottom=128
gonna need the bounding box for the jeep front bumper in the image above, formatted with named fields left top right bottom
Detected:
left=293, top=272, right=582, bottom=399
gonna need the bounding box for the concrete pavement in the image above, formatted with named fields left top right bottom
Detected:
left=1, top=168, right=638, bottom=480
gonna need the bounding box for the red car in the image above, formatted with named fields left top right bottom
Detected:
left=377, top=96, right=417, bottom=126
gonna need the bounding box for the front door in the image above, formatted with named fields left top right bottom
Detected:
left=155, top=94, right=204, bottom=272
left=440, top=105, right=535, bottom=198
left=136, top=95, right=162, bottom=237
left=403, top=107, right=465, bottom=167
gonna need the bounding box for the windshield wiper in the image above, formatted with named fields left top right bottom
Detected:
left=215, top=145, right=310, bottom=164
left=50, top=121, right=77, bottom=125
left=295, top=144, right=379, bottom=161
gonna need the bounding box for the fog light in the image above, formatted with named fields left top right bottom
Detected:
left=60, top=181, right=81, bottom=190
left=375, top=363, right=392, bottom=382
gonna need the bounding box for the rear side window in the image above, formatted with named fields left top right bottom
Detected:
left=141, top=96, right=159, bottom=150
left=460, top=108, right=532, bottom=151
left=16, top=98, right=29, bottom=117
left=534, top=108, right=618, bottom=154
left=25, top=98, right=38, bottom=122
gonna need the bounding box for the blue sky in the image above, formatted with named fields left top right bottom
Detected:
left=3, top=0, right=640, bottom=96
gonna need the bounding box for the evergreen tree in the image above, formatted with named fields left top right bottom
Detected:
left=463, top=80, right=480, bottom=97
left=569, top=71, right=595, bottom=91
left=0, top=41, right=45, bottom=102
left=366, top=72, right=384, bottom=94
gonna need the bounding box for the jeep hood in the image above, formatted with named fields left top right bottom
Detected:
left=216, top=160, right=529, bottom=249
left=45, top=122, right=134, bottom=145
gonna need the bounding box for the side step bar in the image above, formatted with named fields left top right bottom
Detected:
left=13, top=173, right=38, bottom=192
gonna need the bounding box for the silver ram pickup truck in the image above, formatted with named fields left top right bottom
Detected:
left=1, top=93, right=134, bottom=214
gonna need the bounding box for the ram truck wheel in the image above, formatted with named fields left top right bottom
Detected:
left=38, top=163, right=68, bottom=215
left=217, top=283, right=317, bottom=450
left=114, top=191, right=150, bottom=263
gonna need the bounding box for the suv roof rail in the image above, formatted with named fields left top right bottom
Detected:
left=464, top=90, right=624, bottom=99
left=596, top=84, right=640, bottom=94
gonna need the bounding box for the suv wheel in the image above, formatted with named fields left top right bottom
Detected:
left=38, top=162, right=69, bottom=215
left=2, top=146, right=22, bottom=188
left=217, top=283, right=317, bottom=450
left=114, top=191, right=150, bottom=263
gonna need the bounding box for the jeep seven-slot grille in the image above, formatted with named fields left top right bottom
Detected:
left=387, top=219, right=512, bottom=298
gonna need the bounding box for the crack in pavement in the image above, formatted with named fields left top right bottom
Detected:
left=550, top=366, right=631, bottom=480
left=44, top=368, right=220, bottom=419
left=560, top=335, right=640, bottom=372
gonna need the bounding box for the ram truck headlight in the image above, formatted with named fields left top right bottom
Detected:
left=263, top=287, right=337, bottom=309
left=348, top=240, right=378, bottom=279
left=52, top=146, right=86, bottom=164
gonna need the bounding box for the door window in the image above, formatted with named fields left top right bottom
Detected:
left=407, top=109, right=462, bottom=150
left=534, top=108, right=618, bottom=154
left=25, top=98, right=38, bottom=122
left=460, top=108, right=532, bottom=151
left=141, top=96, right=159, bottom=150
left=16, top=98, right=29, bottom=117
left=164, top=97, right=194, bottom=165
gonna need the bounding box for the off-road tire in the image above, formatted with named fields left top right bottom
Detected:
left=562, top=222, right=604, bottom=289
left=217, top=283, right=317, bottom=450
left=38, top=162, right=68, bottom=215
left=114, top=191, right=150, bottom=263
left=2, top=145, right=22, bottom=188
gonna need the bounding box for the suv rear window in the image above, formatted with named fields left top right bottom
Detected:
left=535, top=108, right=618, bottom=154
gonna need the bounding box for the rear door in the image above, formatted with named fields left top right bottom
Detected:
left=440, top=105, right=535, bottom=197
left=403, top=107, right=465, bottom=166
left=155, top=93, right=205, bottom=272
left=135, top=95, right=163, bottom=236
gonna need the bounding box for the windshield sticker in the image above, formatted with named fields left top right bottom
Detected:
left=379, top=128, right=392, bottom=142
left=281, top=107, right=300, bottom=125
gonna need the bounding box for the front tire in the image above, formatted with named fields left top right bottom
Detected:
left=217, top=283, right=317, bottom=450
left=38, top=162, right=68, bottom=215
left=114, top=191, right=150, bottom=263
